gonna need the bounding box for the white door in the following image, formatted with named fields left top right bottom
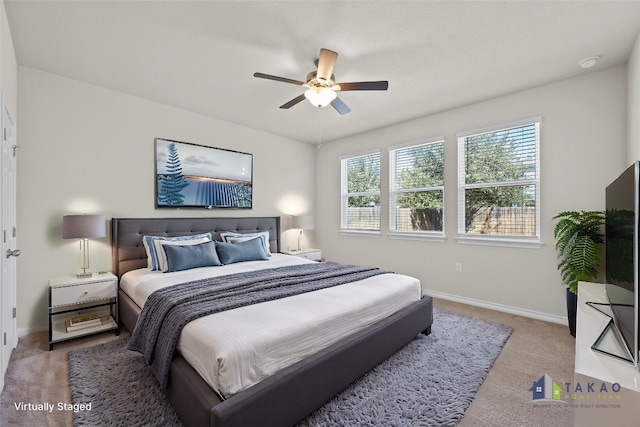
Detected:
left=1, top=96, right=18, bottom=392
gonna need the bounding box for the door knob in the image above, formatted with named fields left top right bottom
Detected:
left=6, top=249, right=21, bottom=258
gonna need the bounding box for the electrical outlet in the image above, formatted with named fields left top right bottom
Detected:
left=455, top=263, right=463, bottom=272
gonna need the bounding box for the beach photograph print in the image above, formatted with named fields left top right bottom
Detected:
left=155, top=138, right=253, bottom=208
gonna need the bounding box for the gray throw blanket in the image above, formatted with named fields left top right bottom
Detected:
left=127, top=262, right=388, bottom=391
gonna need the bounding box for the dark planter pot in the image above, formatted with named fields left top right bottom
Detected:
left=566, top=288, right=578, bottom=337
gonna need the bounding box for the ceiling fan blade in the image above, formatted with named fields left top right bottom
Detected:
left=330, top=97, right=351, bottom=115
left=279, top=94, right=307, bottom=109
left=316, top=48, right=338, bottom=81
left=254, top=72, right=305, bottom=86
left=335, top=81, right=389, bottom=91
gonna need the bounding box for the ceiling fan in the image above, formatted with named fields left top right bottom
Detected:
left=254, top=48, right=388, bottom=115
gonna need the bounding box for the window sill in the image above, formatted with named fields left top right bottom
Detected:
left=387, top=231, right=446, bottom=242
left=340, top=230, right=381, bottom=238
left=456, top=236, right=542, bottom=249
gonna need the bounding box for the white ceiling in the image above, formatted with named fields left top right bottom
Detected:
left=5, top=1, right=640, bottom=144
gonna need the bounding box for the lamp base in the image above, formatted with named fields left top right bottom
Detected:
left=76, top=272, right=92, bottom=279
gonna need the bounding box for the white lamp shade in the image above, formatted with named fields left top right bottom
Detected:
left=304, top=87, right=337, bottom=108
left=292, top=215, right=315, bottom=230
left=62, top=215, right=106, bottom=239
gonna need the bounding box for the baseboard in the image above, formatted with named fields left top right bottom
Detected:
left=423, top=288, right=568, bottom=325
left=17, top=324, right=47, bottom=338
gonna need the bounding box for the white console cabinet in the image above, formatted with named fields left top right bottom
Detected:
left=573, top=282, right=640, bottom=426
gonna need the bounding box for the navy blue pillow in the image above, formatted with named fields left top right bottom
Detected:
left=215, top=237, right=269, bottom=265
left=163, top=241, right=222, bottom=272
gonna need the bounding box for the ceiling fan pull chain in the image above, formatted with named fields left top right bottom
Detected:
left=317, top=106, right=323, bottom=149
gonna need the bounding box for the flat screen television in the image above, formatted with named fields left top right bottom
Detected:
left=604, top=161, right=640, bottom=368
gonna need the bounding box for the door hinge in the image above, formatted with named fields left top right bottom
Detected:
left=13, top=307, right=16, bottom=319
left=12, top=227, right=16, bottom=238
left=3, top=332, right=6, bottom=345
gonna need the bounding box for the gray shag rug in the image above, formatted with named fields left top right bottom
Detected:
left=68, top=309, right=512, bottom=427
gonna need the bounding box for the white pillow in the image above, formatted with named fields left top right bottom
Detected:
left=220, top=231, right=271, bottom=257
left=154, top=237, right=211, bottom=272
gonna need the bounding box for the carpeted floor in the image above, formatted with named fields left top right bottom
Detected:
left=68, top=336, right=181, bottom=427
left=67, top=309, right=512, bottom=427
left=297, top=310, right=512, bottom=427
left=0, top=298, right=576, bottom=426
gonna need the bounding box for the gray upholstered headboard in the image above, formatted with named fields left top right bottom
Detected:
left=111, top=217, right=281, bottom=278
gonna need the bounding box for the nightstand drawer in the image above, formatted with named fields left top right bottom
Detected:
left=281, top=249, right=322, bottom=261
left=51, top=280, right=116, bottom=307
left=297, top=251, right=321, bottom=261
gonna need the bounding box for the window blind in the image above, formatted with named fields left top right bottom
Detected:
left=389, top=140, right=444, bottom=233
left=464, top=124, right=537, bottom=185
left=458, top=118, right=540, bottom=240
left=341, top=151, right=381, bottom=232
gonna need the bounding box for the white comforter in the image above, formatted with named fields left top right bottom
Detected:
left=120, top=254, right=422, bottom=398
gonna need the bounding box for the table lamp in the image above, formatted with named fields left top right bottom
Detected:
left=291, top=215, right=315, bottom=251
left=62, top=214, right=106, bottom=278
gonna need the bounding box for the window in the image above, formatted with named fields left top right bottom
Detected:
left=341, top=150, right=381, bottom=234
left=457, top=117, right=541, bottom=247
left=389, top=137, right=445, bottom=240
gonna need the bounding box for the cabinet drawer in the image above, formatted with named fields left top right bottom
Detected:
left=51, top=280, right=116, bottom=307
left=299, top=251, right=321, bottom=261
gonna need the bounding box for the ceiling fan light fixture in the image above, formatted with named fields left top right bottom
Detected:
left=304, top=86, right=337, bottom=108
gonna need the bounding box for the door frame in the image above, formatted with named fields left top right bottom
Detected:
left=1, top=93, right=17, bottom=392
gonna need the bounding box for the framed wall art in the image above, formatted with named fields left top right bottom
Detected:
left=155, top=138, right=253, bottom=209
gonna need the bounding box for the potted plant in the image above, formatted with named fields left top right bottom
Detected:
left=552, top=210, right=605, bottom=337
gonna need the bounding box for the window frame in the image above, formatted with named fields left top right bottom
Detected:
left=388, top=136, right=446, bottom=242
left=456, top=117, right=542, bottom=248
left=340, top=149, right=381, bottom=237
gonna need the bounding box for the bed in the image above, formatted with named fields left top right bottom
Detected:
left=112, top=216, right=433, bottom=427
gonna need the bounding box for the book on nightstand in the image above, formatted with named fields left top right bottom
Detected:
left=65, top=314, right=102, bottom=332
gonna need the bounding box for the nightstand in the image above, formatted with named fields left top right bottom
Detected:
left=48, top=272, right=119, bottom=350
left=281, top=248, right=322, bottom=261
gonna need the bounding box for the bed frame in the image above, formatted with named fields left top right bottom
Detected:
left=112, top=216, right=433, bottom=427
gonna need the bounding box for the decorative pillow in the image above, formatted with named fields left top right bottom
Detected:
left=163, top=241, right=221, bottom=272
left=224, top=235, right=266, bottom=247
left=215, top=237, right=269, bottom=265
left=142, top=232, right=212, bottom=270
left=154, top=237, right=211, bottom=272
left=220, top=231, right=271, bottom=257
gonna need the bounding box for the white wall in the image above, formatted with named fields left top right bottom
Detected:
left=628, top=31, right=640, bottom=163
left=316, top=66, right=628, bottom=322
left=16, top=67, right=316, bottom=333
left=1, top=0, right=16, bottom=115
